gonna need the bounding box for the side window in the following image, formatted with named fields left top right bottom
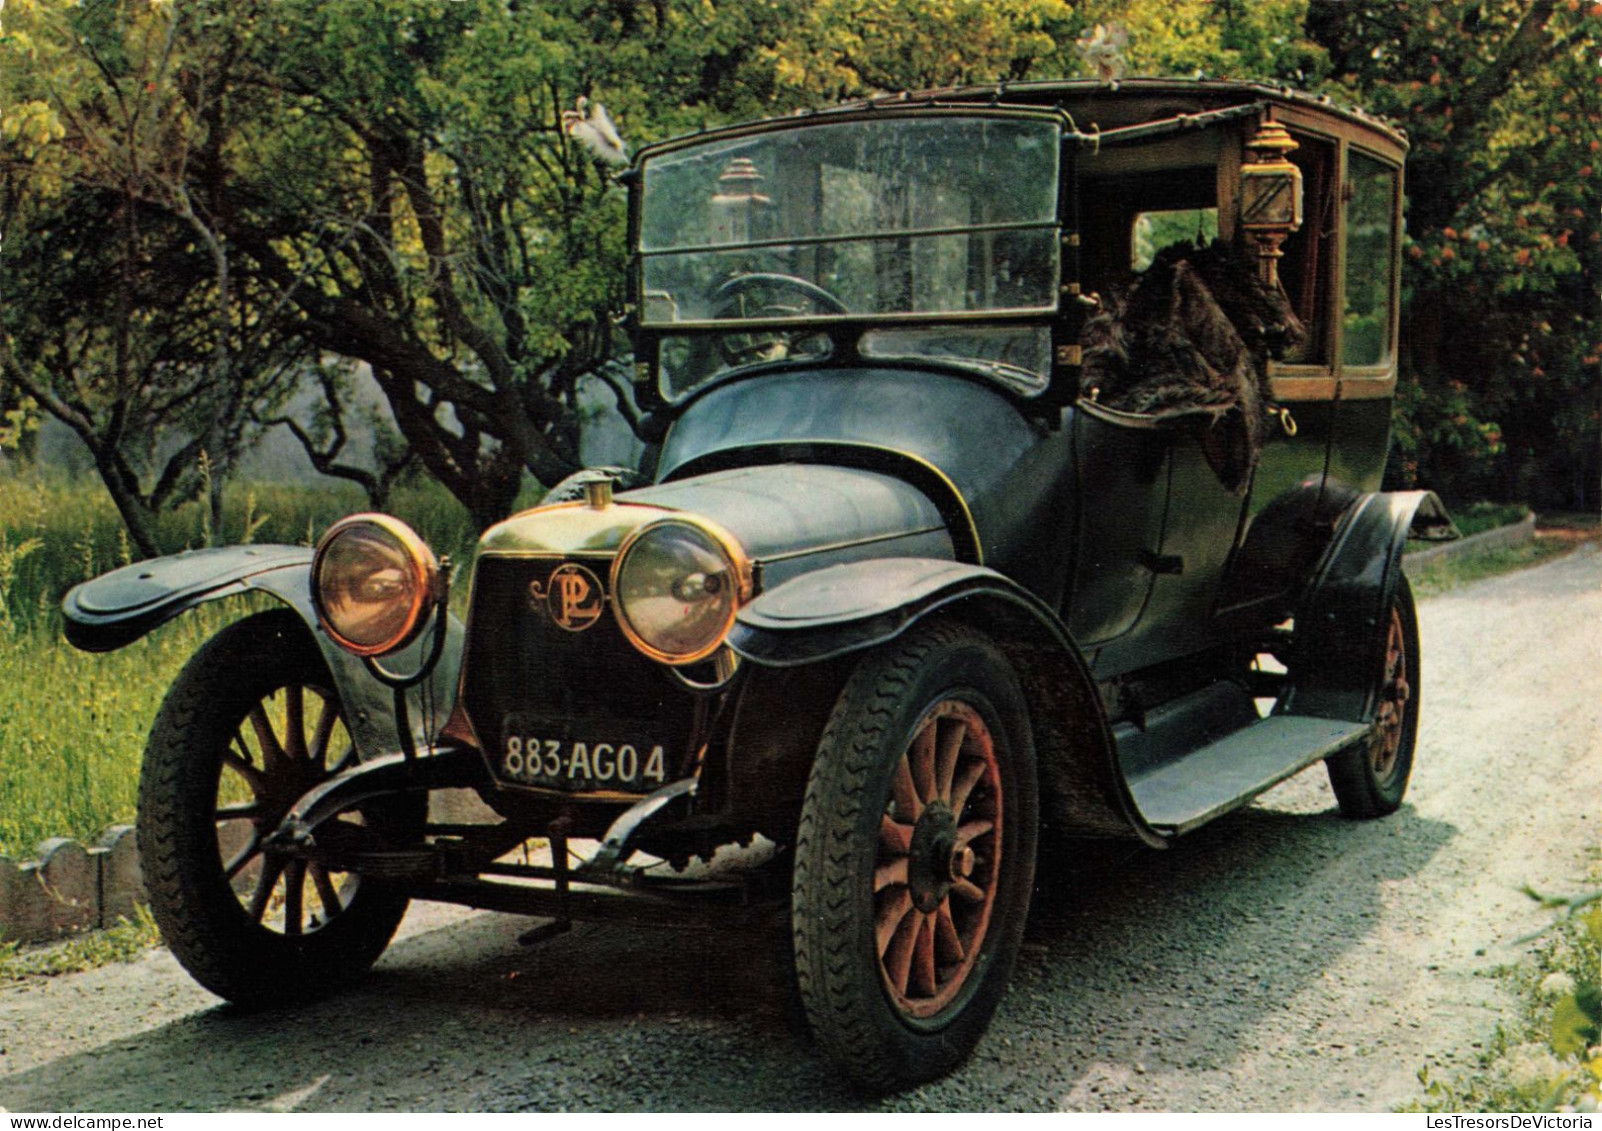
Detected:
left=1131, top=208, right=1218, bottom=271
left=1343, top=151, right=1398, bottom=367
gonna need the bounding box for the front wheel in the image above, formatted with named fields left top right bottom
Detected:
left=138, top=610, right=412, bottom=1005
left=791, top=622, right=1038, bottom=1093
left=1325, top=574, right=1420, bottom=818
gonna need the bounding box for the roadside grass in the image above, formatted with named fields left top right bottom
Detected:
left=1405, top=860, right=1602, bottom=1114
left=0, top=466, right=482, bottom=635
left=1407, top=536, right=1582, bottom=598
left=1449, top=501, right=1532, bottom=538
left=0, top=906, right=162, bottom=981
left=0, top=466, right=487, bottom=856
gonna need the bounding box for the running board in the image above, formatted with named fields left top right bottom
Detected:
left=1128, top=716, right=1372, bottom=835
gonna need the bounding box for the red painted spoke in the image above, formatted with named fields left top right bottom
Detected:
left=283, top=686, right=307, bottom=762
left=222, top=742, right=265, bottom=795
left=952, top=877, right=987, bottom=904
left=912, top=914, right=939, bottom=997
left=911, top=723, right=937, bottom=804
left=876, top=888, right=915, bottom=957
left=309, top=863, right=343, bottom=920
left=935, top=718, right=966, bottom=802
left=247, top=855, right=286, bottom=922
left=282, top=859, right=306, bottom=936
left=879, top=814, right=913, bottom=856
left=223, top=833, right=261, bottom=881
left=935, top=901, right=965, bottom=963
left=955, top=819, right=995, bottom=849
left=309, top=695, right=339, bottom=768
left=884, top=909, right=922, bottom=995
left=248, top=705, right=287, bottom=772
left=873, top=856, right=909, bottom=893
left=891, top=757, right=923, bottom=823
left=949, top=760, right=987, bottom=819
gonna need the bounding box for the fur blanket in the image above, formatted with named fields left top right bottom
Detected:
left=1079, top=240, right=1304, bottom=492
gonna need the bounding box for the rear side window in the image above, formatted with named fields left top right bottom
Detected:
left=1131, top=208, right=1218, bottom=271
left=1343, top=151, right=1398, bottom=366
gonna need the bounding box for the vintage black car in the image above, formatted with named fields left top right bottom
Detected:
left=65, top=80, right=1457, bottom=1093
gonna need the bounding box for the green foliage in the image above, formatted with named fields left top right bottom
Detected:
left=1312, top=1, right=1600, bottom=509
left=1406, top=873, right=1602, bottom=1114
left=0, top=906, right=162, bottom=980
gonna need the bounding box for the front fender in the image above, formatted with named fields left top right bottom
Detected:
left=1284, top=490, right=1456, bottom=722
left=730, top=558, right=1163, bottom=846
left=62, top=545, right=463, bottom=760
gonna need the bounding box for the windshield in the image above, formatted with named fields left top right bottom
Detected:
left=637, top=113, right=1061, bottom=397
left=639, top=114, right=1060, bottom=324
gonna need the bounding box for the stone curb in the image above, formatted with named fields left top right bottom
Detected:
left=1403, top=511, right=1536, bottom=568
left=0, top=825, right=144, bottom=946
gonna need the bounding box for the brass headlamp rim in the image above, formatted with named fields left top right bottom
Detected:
left=610, top=514, right=754, bottom=666
left=311, top=513, right=443, bottom=658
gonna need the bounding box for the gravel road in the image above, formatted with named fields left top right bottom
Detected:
left=2, top=543, right=1598, bottom=1113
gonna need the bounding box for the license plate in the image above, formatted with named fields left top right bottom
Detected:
left=499, top=716, right=669, bottom=793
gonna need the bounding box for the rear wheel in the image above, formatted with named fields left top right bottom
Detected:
left=1326, top=575, right=1419, bottom=818
left=138, top=610, right=412, bottom=1005
left=791, top=622, right=1037, bottom=1093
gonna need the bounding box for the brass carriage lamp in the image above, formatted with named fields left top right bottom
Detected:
left=1240, top=118, right=1303, bottom=287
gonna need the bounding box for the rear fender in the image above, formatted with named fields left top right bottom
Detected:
left=1284, top=490, right=1456, bottom=722
left=62, top=546, right=463, bottom=760
left=729, top=558, right=1163, bottom=846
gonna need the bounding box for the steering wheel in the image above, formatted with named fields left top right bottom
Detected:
left=711, top=273, right=848, bottom=367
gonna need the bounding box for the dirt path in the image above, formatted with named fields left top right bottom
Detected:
left=2, top=544, right=1598, bottom=1113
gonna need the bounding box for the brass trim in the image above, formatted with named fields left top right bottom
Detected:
left=1268, top=375, right=1338, bottom=401
left=311, top=514, right=441, bottom=659
left=1340, top=373, right=1398, bottom=400
left=610, top=515, right=756, bottom=666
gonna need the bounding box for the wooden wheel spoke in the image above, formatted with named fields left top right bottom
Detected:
left=935, top=718, right=966, bottom=802
left=879, top=814, right=913, bottom=856
left=283, top=686, right=307, bottom=762
left=910, top=723, right=937, bottom=803
left=247, top=855, right=286, bottom=922
left=912, top=914, right=938, bottom=997
left=875, top=888, right=915, bottom=957
left=223, top=833, right=262, bottom=881
left=949, top=760, right=987, bottom=818
left=952, top=877, right=986, bottom=904
left=884, top=909, right=923, bottom=995
left=309, top=696, right=339, bottom=769
left=955, top=819, right=995, bottom=849
left=935, top=901, right=965, bottom=963
left=309, top=862, right=343, bottom=920
left=282, top=859, right=306, bottom=936
left=248, top=705, right=288, bottom=772
left=874, top=856, right=909, bottom=892
left=891, top=758, right=923, bottom=822
left=222, top=742, right=265, bottom=794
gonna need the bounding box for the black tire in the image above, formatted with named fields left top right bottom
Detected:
left=1326, top=574, right=1420, bottom=818
left=791, top=621, right=1038, bottom=1093
left=138, top=609, right=411, bottom=1005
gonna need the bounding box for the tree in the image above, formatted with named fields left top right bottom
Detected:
left=0, top=0, right=308, bottom=555
left=1307, top=0, right=1600, bottom=508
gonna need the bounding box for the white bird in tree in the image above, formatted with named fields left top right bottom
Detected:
left=1077, top=22, right=1129, bottom=82
left=562, top=96, right=630, bottom=168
